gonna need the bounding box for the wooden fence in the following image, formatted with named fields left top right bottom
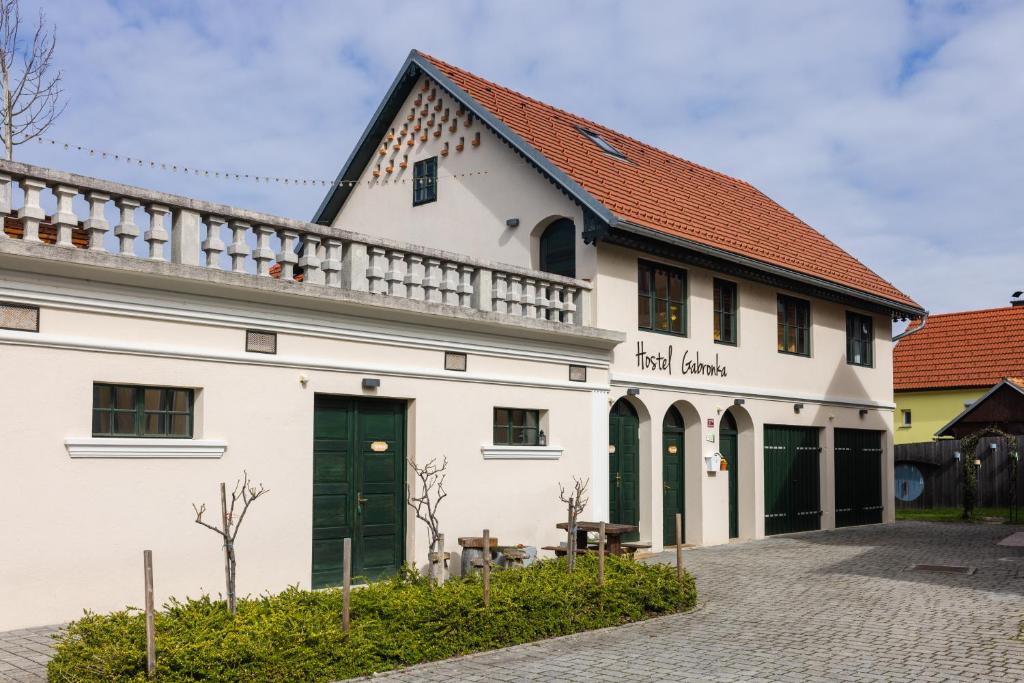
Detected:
left=894, top=436, right=1023, bottom=509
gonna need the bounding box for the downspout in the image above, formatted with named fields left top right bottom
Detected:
left=892, top=313, right=928, bottom=343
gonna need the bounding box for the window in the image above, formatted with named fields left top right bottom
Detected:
left=92, top=384, right=194, bottom=438
left=713, top=279, right=737, bottom=345
left=575, top=126, right=627, bottom=160
left=901, top=409, right=912, bottom=427
left=846, top=312, right=873, bottom=367
left=638, top=260, right=686, bottom=335
left=493, top=408, right=540, bottom=446
left=777, top=295, right=810, bottom=356
left=413, top=156, right=437, bottom=205
left=539, top=218, right=576, bottom=278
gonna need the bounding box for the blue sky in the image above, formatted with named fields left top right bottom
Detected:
left=18, top=0, right=1024, bottom=314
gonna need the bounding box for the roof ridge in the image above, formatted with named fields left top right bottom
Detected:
left=918, top=305, right=1022, bottom=319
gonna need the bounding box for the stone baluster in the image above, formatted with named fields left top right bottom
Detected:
left=562, top=286, right=578, bottom=325
left=227, top=220, right=250, bottom=272
left=144, top=205, right=170, bottom=260
left=84, top=192, right=110, bottom=251
left=200, top=216, right=226, bottom=268
left=423, top=258, right=442, bottom=303
left=253, top=225, right=275, bottom=276
left=548, top=284, right=564, bottom=322
left=322, top=238, right=343, bottom=286
left=491, top=272, right=508, bottom=314
left=300, top=234, right=324, bottom=285
left=522, top=278, right=537, bottom=318
left=458, top=265, right=474, bottom=308
left=507, top=275, right=523, bottom=316
left=405, top=254, right=425, bottom=300
left=17, top=178, right=46, bottom=242
left=113, top=198, right=141, bottom=255
left=366, top=246, right=387, bottom=294
left=535, top=281, right=550, bottom=319
left=0, top=174, right=10, bottom=235
left=276, top=229, right=299, bottom=281
left=385, top=250, right=406, bottom=296
left=441, top=262, right=459, bottom=306
left=53, top=185, right=79, bottom=248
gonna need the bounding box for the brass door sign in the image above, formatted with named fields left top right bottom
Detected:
left=370, top=441, right=389, bottom=452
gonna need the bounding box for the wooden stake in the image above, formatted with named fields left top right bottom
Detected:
left=342, top=537, right=351, bottom=633
left=143, top=550, right=156, bottom=677
left=597, top=521, right=606, bottom=587
left=675, top=513, right=684, bottom=581
left=482, top=528, right=490, bottom=607
left=437, top=533, right=446, bottom=586
left=219, top=482, right=233, bottom=613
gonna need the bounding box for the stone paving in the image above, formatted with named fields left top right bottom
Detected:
left=2, top=522, right=1022, bottom=681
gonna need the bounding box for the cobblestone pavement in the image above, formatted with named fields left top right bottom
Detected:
left=3, top=522, right=1022, bottom=681
left=373, top=522, right=1024, bottom=682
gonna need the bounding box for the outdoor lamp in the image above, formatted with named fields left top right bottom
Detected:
left=953, top=451, right=961, bottom=462
left=538, top=430, right=547, bottom=447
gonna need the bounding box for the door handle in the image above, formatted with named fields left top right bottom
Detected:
left=357, top=493, right=368, bottom=506
left=615, top=472, right=622, bottom=487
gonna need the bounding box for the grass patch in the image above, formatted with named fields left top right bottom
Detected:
left=896, top=507, right=1013, bottom=523
left=48, top=554, right=695, bottom=682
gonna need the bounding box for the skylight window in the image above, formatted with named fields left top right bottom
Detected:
left=576, top=126, right=627, bottom=160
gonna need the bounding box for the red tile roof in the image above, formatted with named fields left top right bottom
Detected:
left=894, top=306, right=1024, bottom=391
left=418, top=51, right=919, bottom=310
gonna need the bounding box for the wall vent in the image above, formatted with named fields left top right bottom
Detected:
left=0, top=303, right=39, bottom=332
left=444, top=351, right=467, bottom=372
left=245, top=330, right=277, bottom=354
left=568, top=365, right=587, bottom=382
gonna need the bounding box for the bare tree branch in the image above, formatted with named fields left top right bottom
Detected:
left=558, top=477, right=589, bottom=572
left=407, top=456, right=448, bottom=585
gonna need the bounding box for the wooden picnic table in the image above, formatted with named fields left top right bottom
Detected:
left=555, top=521, right=639, bottom=556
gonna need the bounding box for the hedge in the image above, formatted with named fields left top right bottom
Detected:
left=48, top=554, right=696, bottom=682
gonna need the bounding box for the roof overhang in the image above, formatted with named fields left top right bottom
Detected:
left=935, top=379, right=1024, bottom=438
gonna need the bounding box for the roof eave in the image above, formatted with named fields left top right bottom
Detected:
left=935, top=379, right=1024, bottom=437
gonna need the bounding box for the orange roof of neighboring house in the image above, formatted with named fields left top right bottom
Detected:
left=894, top=306, right=1024, bottom=391
left=413, top=52, right=918, bottom=311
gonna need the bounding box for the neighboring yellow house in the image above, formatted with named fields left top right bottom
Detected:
left=894, top=301, right=1024, bottom=444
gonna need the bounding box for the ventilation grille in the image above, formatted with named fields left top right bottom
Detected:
left=246, top=330, right=277, bottom=354
left=568, top=365, right=587, bottom=382
left=444, top=351, right=467, bottom=372
left=0, top=303, right=39, bottom=332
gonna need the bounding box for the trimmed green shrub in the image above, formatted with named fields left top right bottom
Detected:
left=49, top=555, right=695, bottom=682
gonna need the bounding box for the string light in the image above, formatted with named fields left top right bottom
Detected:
left=36, top=136, right=491, bottom=189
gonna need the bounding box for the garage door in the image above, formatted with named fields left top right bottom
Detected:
left=764, top=426, right=821, bottom=535
left=834, top=429, right=883, bottom=527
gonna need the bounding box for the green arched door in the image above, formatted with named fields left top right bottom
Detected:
left=609, top=398, right=639, bottom=540
left=662, top=406, right=685, bottom=545
left=720, top=411, right=739, bottom=539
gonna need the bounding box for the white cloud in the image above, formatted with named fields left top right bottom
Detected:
left=18, top=0, right=1024, bottom=313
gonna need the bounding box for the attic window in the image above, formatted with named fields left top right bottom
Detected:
left=576, top=126, right=626, bottom=160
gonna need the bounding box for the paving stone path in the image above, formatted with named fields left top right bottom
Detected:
left=2, top=522, right=1022, bottom=681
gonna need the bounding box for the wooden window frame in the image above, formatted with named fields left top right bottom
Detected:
left=777, top=294, right=811, bottom=357
left=412, top=156, right=438, bottom=206
left=638, top=259, right=687, bottom=337
left=713, top=278, right=738, bottom=346
left=846, top=312, right=874, bottom=367
left=493, top=407, right=541, bottom=446
left=92, top=383, right=194, bottom=438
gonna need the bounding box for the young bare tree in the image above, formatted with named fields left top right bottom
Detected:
left=0, top=0, right=65, bottom=160
left=559, top=477, right=589, bottom=572
left=407, top=456, right=448, bottom=585
left=193, top=471, right=269, bottom=615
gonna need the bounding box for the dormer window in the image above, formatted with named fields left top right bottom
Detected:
left=575, top=126, right=627, bottom=160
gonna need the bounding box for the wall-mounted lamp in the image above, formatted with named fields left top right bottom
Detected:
left=989, top=442, right=998, bottom=451
left=538, top=430, right=547, bottom=447
left=362, top=378, right=380, bottom=390
left=299, top=374, right=309, bottom=387
left=859, top=409, right=869, bottom=418
left=627, top=387, right=640, bottom=396
left=974, top=458, right=982, bottom=467
left=953, top=451, right=961, bottom=462
left=505, top=218, right=520, bottom=228
left=733, top=398, right=745, bottom=406
left=793, top=403, right=804, bottom=414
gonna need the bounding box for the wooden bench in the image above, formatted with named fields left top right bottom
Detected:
left=620, top=541, right=652, bottom=557
left=541, top=545, right=589, bottom=557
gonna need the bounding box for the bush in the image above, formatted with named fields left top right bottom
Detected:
left=49, top=555, right=696, bottom=682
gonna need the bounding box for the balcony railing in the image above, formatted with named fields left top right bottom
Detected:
left=0, top=160, right=592, bottom=327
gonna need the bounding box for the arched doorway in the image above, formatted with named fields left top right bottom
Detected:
left=720, top=411, right=739, bottom=538
left=609, top=398, right=639, bottom=539
left=662, top=406, right=685, bottom=545
left=539, top=218, right=576, bottom=278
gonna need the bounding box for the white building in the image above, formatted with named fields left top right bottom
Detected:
left=0, top=50, right=922, bottom=630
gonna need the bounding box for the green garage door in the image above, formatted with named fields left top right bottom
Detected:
left=834, top=429, right=883, bottom=527
left=764, top=426, right=821, bottom=535
left=313, top=396, right=406, bottom=588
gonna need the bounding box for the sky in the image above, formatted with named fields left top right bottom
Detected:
left=15, top=0, right=1024, bottom=315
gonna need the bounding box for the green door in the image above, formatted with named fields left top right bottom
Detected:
left=720, top=412, right=739, bottom=539
left=764, top=425, right=821, bottom=535
left=609, top=398, right=639, bottom=540
left=662, top=406, right=685, bottom=545
left=834, top=429, right=883, bottom=527
left=313, top=395, right=406, bottom=588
